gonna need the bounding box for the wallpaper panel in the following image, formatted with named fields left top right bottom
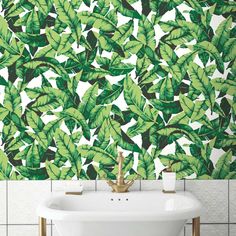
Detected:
left=0, top=0, right=235, bottom=180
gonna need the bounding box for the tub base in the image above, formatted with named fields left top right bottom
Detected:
left=55, top=221, right=185, bottom=236
left=39, top=217, right=200, bottom=236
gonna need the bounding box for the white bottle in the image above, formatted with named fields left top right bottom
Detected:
left=162, top=167, right=176, bottom=193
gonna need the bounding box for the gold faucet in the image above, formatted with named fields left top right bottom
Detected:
left=107, top=152, right=135, bottom=193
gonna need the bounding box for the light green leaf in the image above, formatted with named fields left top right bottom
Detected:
left=78, top=145, right=116, bottom=165
left=0, top=107, right=9, bottom=120
left=26, top=111, right=44, bottom=133
left=188, top=63, right=215, bottom=110
left=138, top=149, right=156, bottom=180
left=54, top=0, right=81, bottom=41
left=160, top=43, right=178, bottom=65
left=165, top=28, right=193, bottom=46
left=95, top=32, right=125, bottom=57
left=97, top=80, right=123, bottom=104
left=124, top=40, right=143, bottom=54
left=28, top=0, right=52, bottom=15
left=26, top=143, right=42, bottom=168
left=212, top=16, right=232, bottom=51
left=223, top=38, right=236, bottom=62
left=138, top=16, right=156, bottom=50
left=4, top=82, right=22, bottom=117
left=55, top=129, right=81, bottom=178
left=112, top=20, right=134, bottom=44
left=179, top=94, right=206, bottom=121
left=0, top=150, right=12, bottom=180
left=78, top=11, right=118, bottom=32
left=211, top=78, right=236, bottom=96
left=111, top=0, right=141, bottom=19
left=127, top=118, right=153, bottom=137
left=79, top=82, right=99, bottom=119
left=212, top=150, right=232, bottom=179
left=158, top=124, right=203, bottom=147
left=15, top=166, right=48, bottom=180
left=194, top=41, right=224, bottom=73
left=60, top=108, right=90, bottom=140
left=108, top=118, right=141, bottom=153
left=23, top=58, right=69, bottom=80
left=185, top=0, right=204, bottom=14
left=89, top=105, right=112, bottom=129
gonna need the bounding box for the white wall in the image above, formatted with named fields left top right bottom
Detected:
left=0, top=180, right=235, bottom=236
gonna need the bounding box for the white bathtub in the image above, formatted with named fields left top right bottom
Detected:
left=37, top=191, right=202, bottom=236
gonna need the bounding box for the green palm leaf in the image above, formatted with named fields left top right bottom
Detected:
left=0, top=150, right=12, bottom=180
left=211, top=78, right=236, bottom=96
left=55, top=129, right=82, bottom=178
left=78, top=145, right=116, bottom=165
left=138, top=16, right=156, bottom=50
left=212, top=16, right=232, bottom=52
left=54, top=0, right=81, bottom=42
left=193, top=41, right=224, bottom=73
left=188, top=62, right=215, bottom=110
left=212, top=150, right=232, bottom=179
left=60, top=108, right=90, bottom=140
left=79, top=82, right=99, bottom=119
left=78, top=11, right=118, bottom=32
left=138, top=149, right=156, bottom=180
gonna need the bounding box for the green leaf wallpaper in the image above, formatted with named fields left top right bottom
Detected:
left=0, top=0, right=235, bottom=180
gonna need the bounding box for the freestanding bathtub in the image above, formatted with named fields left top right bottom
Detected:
left=37, top=191, right=202, bottom=236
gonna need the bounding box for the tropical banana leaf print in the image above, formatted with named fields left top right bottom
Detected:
left=0, top=0, right=235, bottom=180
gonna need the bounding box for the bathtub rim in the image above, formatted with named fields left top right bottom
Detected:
left=37, top=191, right=202, bottom=222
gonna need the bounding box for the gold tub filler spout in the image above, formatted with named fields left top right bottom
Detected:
left=107, top=152, right=135, bottom=193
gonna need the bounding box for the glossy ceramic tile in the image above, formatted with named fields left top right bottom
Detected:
left=230, top=180, right=236, bottom=223
left=185, top=180, right=228, bottom=223
left=141, top=180, right=184, bottom=191
left=0, top=225, right=6, bottom=236
left=0, top=181, right=6, bottom=224
left=52, top=225, right=60, bottom=236
left=8, top=225, right=51, bottom=236
left=185, top=224, right=228, bottom=236
left=179, top=228, right=184, bottom=236
left=52, top=180, right=96, bottom=192
left=230, top=224, right=236, bottom=236
left=8, top=181, right=51, bottom=224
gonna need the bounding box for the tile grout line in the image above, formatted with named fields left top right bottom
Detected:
left=6, top=180, right=8, bottom=236
left=228, top=180, right=230, bottom=236
left=184, top=179, right=186, bottom=236
left=51, top=180, right=53, bottom=236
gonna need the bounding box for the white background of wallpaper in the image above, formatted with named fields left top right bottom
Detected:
left=0, top=2, right=235, bottom=179
left=0, top=180, right=235, bottom=236
left=0, top=2, right=235, bottom=235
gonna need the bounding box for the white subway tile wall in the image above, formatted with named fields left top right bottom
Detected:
left=8, top=225, right=51, bottom=236
left=141, top=180, right=184, bottom=191
left=185, top=224, right=228, bottom=236
left=185, top=180, right=228, bottom=223
left=8, top=181, right=51, bottom=224
left=0, top=180, right=234, bottom=236
left=230, top=224, right=236, bottom=236
left=0, top=181, right=6, bottom=225
left=53, top=225, right=60, bottom=236
left=0, top=225, right=6, bottom=236
left=52, top=180, right=96, bottom=192
left=230, top=180, right=236, bottom=223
